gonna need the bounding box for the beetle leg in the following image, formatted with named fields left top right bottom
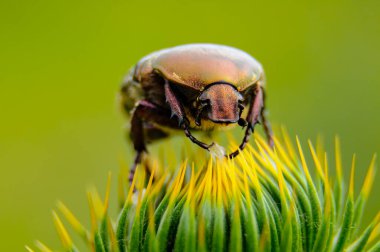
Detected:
left=130, top=99, right=185, bottom=181
left=164, top=79, right=214, bottom=150
left=129, top=100, right=173, bottom=184
left=228, top=85, right=264, bottom=159
left=183, top=124, right=214, bottom=150
left=129, top=103, right=147, bottom=184
left=129, top=151, right=144, bottom=184
left=129, top=123, right=169, bottom=184
left=164, top=79, right=187, bottom=126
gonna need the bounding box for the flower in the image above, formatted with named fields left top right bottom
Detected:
left=27, top=130, right=380, bottom=252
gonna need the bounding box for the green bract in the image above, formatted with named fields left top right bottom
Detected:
left=27, top=131, right=380, bottom=252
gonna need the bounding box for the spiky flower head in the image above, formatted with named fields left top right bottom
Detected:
left=27, top=130, right=380, bottom=252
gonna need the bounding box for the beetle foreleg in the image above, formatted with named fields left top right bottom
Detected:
left=164, top=79, right=187, bottom=126
left=183, top=124, right=214, bottom=150
left=164, top=79, right=214, bottom=150
left=228, top=127, right=254, bottom=159
left=228, top=85, right=263, bottom=159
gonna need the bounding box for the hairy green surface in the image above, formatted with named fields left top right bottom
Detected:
left=28, top=133, right=380, bottom=252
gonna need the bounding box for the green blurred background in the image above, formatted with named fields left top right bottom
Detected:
left=1, top=0, right=380, bottom=250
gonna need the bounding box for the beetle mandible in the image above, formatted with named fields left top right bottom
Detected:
left=119, top=44, right=273, bottom=182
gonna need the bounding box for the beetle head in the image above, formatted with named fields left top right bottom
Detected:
left=196, top=83, right=245, bottom=126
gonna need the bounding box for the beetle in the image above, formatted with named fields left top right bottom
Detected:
left=119, top=44, right=273, bottom=182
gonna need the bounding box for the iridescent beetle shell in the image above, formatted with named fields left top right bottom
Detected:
left=134, top=44, right=265, bottom=91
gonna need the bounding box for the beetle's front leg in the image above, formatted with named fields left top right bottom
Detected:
left=228, top=84, right=264, bottom=159
left=182, top=122, right=214, bottom=150
left=164, top=79, right=214, bottom=150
